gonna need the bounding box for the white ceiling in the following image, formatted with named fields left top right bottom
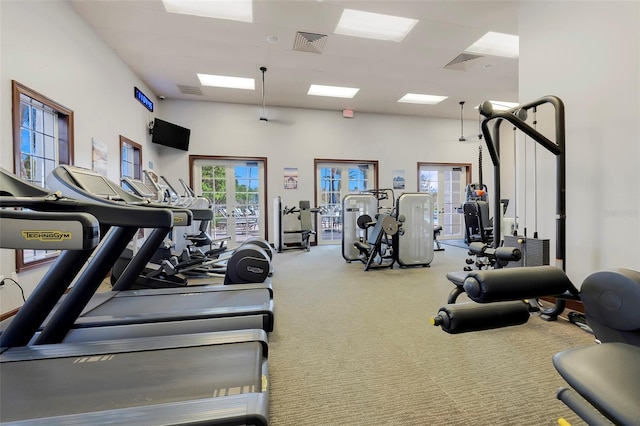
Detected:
left=70, top=0, right=520, bottom=120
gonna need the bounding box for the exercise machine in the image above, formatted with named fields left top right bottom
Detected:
left=458, top=95, right=567, bottom=317
left=353, top=213, right=404, bottom=271
left=433, top=225, right=444, bottom=251
left=342, top=189, right=435, bottom=270
left=394, top=192, right=434, bottom=267
left=34, top=165, right=276, bottom=338
left=431, top=265, right=640, bottom=425
left=119, top=177, right=273, bottom=288
left=0, top=168, right=271, bottom=425
left=351, top=191, right=434, bottom=270
left=273, top=197, right=318, bottom=252
left=342, top=193, right=378, bottom=262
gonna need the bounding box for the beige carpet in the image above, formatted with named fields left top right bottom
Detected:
left=267, top=244, right=595, bottom=426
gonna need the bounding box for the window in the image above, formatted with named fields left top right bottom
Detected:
left=12, top=80, right=74, bottom=271
left=418, top=163, right=470, bottom=239
left=314, top=159, right=378, bottom=244
left=191, top=156, right=267, bottom=245
left=120, top=136, right=142, bottom=180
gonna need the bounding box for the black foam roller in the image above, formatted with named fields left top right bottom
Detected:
left=493, top=247, right=521, bottom=261
left=463, top=265, right=572, bottom=303
left=431, top=301, right=530, bottom=334
left=468, top=242, right=487, bottom=256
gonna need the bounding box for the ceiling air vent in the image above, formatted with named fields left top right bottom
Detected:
left=177, top=85, right=203, bottom=96
left=293, top=31, right=327, bottom=54
left=444, top=53, right=484, bottom=71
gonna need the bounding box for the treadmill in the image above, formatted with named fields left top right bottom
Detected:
left=119, top=177, right=273, bottom=287
left=0, top=169, right=273, bottom=347
left=0, top=178, right=269, bottom=425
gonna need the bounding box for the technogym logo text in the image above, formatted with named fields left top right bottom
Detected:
left=21, top=230, right=72, bottom=242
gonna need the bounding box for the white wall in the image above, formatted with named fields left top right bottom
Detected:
left=156, top=100, right=486, bottom=242
left=0, top=0, right=164, bottom=312
left=518, top=1, right=640, bottom=284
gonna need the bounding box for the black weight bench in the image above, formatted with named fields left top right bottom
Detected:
left=436, top=267, right=640, bottom=424
left=554, top=343, right=640, bottom=425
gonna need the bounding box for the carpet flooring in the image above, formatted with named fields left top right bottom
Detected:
left=266, top=244, right=595, bottom=426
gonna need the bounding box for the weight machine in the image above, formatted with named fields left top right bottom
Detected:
left=273, top=197, right=319, bottom=252
left=344, top=189, right=434, bottom=271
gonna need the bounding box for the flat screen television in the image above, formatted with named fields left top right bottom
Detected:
left=151, top=118, right=191, bottom=151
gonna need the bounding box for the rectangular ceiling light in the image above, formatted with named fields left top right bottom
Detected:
left=335, top=9, right=418, bottom=42
left=162, top=0, right=253, bottom=23
left=197, top=73, right=255, bottom=90
left=465, top=31, right=519, bottom=58
left=307, top=84, right=359, bottom=98
left=398, top=94, right=448, bottom=105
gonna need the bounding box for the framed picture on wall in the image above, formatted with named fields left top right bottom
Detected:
left=92, top=138, right=108, bottom=177
left=392, top=170, right=405, bottom=190
left=284, top=167, right=298, bottom=189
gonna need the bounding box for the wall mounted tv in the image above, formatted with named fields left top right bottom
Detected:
left=151, top=118, right=191, bottom=151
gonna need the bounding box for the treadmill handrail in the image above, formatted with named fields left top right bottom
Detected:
left=0, top=195, right=174, bottom=228
left=0, top=209, right=100, bottom=251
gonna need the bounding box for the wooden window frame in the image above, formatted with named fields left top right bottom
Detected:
left=189, top=155, right=269, bottom=241
left=313, top=158, right=380, bottom=208
left=416, top=162, right=472, bottom=190
left=12, top=80, right=74, bottom=272
left=120, top=135, right=142, bottom=180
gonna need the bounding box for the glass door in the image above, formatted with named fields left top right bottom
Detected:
left=316, top=162, right=376, bottom=245
left=418, top=164, right=468, bottom=239
left=192, top=159, right=265, bottom=246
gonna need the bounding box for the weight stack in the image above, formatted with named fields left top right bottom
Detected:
left=503, top=235, right=550, bottom=267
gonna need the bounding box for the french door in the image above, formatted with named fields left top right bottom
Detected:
left=418, top=163, right=469, bottom=239
left=191, top=157, right=266, bottom=246
left=315, top=160, right=377, bottom=245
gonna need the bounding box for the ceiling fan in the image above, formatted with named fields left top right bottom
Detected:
left=258, top=66, right=294, bottom=126
left=259, top=66, right=269, bottom=122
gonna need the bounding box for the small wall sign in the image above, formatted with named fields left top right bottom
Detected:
left=134, top=87, right=154, bottom=112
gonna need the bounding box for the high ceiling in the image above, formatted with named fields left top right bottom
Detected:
left=71, top=0, right=520, bottom=120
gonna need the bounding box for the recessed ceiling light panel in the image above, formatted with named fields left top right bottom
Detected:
left=398, top=94, right=448, bottom=105
left=465, top=31, right=519, bottom=58
left=197, top=73, right=255, bottom=90
left=162, top=0, right=253, bottom=23
left=335, top=9, right=418, bottom=42
left=307, top=84, right=359, bottom=98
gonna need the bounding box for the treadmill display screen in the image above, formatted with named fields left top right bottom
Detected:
left=124, top=179, right=155, bottom=198
left=73, top=170, right=120, bottom=198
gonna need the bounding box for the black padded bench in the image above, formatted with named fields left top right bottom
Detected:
left=554, top=342, right=640, bottom=425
